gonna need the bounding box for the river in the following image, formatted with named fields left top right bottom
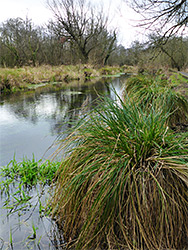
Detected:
left=0, top=77, right=124, bottom=166
left=0, top=76, right=125, bottom=250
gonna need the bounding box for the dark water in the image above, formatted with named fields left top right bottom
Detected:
left=0, top=77, right=125, bottom=249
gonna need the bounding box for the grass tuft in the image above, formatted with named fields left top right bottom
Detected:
left=0, top=156, right=60, bottom=217
left=124, top=74, right=188, bottom=129
left=51, top=93, right=188, bottom=249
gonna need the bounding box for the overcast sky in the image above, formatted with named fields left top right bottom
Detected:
left=0, top=0, right=144, bottom=47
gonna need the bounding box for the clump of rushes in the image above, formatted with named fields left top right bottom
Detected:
left=51, top=94, right=188, bottom=250
left=124, top=74, right=188, bottom=129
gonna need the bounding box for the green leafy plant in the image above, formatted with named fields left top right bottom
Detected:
left=51, top=93, right=188, bottom=249
left=0, top=156, right=60, bottom=188
left=0, top=156, right=60, bottom=215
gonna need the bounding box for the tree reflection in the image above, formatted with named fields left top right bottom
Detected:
left=1, top=77, right=126, bottom=139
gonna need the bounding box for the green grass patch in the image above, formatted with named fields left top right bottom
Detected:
left=0, top=156, right=61, bottom=248
left=0, top=156, right=60, bottom=188
left=0, top=156, right=60, bottom=217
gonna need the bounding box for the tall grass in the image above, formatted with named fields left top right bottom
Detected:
left=0, top=65, right=128, bottom=93
left=52, top=94, right=188, bottom=249
left=124, top=74, right=188, bottom=129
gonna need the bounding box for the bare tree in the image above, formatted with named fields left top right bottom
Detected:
left=0, top=17, right=41, bottom=67
left=148, top=34, right=188, bottom=70
left=127, top=0, right=188, bottom=37
left=47, top=0, right=117, bottom=64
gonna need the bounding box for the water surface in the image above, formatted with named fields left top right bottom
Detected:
left=0, top=77, right=125, bottom=249
left=0, top=78, right=123, bottom=166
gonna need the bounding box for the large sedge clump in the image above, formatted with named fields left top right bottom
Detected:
left=51, top=93, right=188, bottom=250
left=124, top=74, right=188, bottom=129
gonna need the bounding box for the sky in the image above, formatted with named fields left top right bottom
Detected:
left=0, top=0, right=145, bottom=47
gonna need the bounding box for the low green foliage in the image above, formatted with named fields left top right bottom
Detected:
left=0, top=156, right=60, bottom=188
left=51, top=93, right=188, bottom=249
left=0, top=157, right=60, bottom=215
left=124, top=73, right=188, bottom=129
left=0, top=156, right=60, bottom=248
left=125, top=72, right=181, bottom=94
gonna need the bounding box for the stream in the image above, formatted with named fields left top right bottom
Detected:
left=0, top=76, right=125, bottom=249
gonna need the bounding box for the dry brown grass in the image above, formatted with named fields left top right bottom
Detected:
left=0, top=64, right=128, bottom=93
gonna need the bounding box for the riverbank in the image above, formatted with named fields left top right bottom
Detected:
left=0, top=64, right=134, bottom=94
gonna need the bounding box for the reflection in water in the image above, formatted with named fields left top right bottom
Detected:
left=0, top=77, right=126, bottom=249
left=0, top=77, right=124, bottom=166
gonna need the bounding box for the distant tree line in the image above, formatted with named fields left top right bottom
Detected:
left=0, top=18, right=119, bottom=67
left=126, top=36, right=188, bottom=71
left=0, top=0, right=188, bottom=70
left=0, top=0, right=120, bottom=67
